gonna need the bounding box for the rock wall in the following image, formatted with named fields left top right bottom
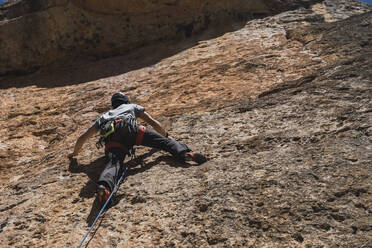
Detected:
left=0, top=0, right=320, bottom=76
left=0, top=0, right=371, bottom=247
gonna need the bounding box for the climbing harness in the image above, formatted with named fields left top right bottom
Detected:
left=77, top=159, right=131, bottom=248
left=96, top=117, right=140, bottom=149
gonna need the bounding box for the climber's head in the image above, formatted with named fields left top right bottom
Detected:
left=111, top=92, right=130, bottom=109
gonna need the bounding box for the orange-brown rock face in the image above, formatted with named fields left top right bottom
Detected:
left=0, top=0, right=371, bottom=247
left=0, top=0, right=321, bottom=76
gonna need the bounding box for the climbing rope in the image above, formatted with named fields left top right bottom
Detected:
left=77, top=161, right=131, bottom=248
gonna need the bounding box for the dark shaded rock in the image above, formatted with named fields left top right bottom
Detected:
left=0, top=0, right=324, bottom=76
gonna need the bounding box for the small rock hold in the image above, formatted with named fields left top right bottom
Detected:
left=199, top=204, right=209, bottom=212
left=318, top=223, right=331, bottom=231
left=354, top=203, right=366, bottom=209
left=331, top=214, right=345, bottom=222
left=345, top=157, right=358, bottom=162
left=292, top=233, right=304, bottom=243
left=334, top=190, right=348, bottom=198
left=131, top=195, right=147, bottom=204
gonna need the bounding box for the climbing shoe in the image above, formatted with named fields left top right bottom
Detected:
left=184, top=152, right=207, bottom=165
left=97, top=185, right=111, bottom=206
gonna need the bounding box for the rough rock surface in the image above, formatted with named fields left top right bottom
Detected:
left=0, top=0, right=371, bottom=247
left=0, top=0, right=321, bottom=76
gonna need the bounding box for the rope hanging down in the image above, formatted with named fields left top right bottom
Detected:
left=77, top=162, right=131, bottom=248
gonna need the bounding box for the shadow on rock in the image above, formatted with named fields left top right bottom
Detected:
left=70, top=149, right=198, bottom=225
left=0, top=23, right=245, bottom=89
left=69, top=156, right=107, bottom=198
left=86, top=197, right=106, bottom=226
left=128, top=154, right=195, bottom=176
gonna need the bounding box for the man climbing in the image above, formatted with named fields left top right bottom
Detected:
left=69, top=92, right=207, bottom=205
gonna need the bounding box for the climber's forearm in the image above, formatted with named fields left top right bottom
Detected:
left=139, top=111, right=167, bottom=137
left=70, top=126, right=97, bottom=157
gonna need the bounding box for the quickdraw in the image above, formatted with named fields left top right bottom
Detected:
left=96, top=119, right=122, bottom=149
left=101, top=122, right=115, bottom=138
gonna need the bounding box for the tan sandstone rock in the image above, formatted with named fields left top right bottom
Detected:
left=0, top=0, right=371, bottom=247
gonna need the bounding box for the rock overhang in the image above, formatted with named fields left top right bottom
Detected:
left=0, top=0, right=322, bottom=76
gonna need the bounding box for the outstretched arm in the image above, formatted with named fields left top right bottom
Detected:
left=138, top=111, right=167, bottom=137
left=69, top=126, right=98, bottom=158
